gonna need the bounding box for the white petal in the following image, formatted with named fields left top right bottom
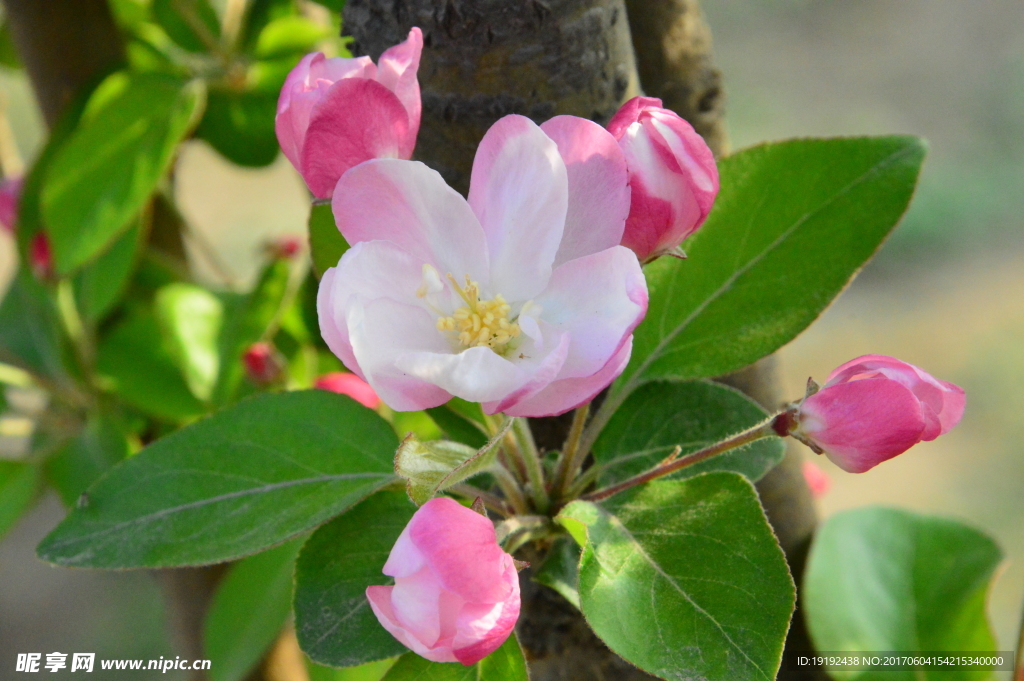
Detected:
left=468, top=115, right=568, bottom=301
left=349, top=297, right=453, bottom=411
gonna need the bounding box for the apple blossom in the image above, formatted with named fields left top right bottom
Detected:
left=275, top=27, right=423, bottom=198
left=318, top=114, right=647, bottom=417
left=314, top=371, right=381, bottom=409
left=607, top=96, right=719, bottom=262
left=784, top=355, right=965, bottom=473
left=366, top=497, right=520, bottom=665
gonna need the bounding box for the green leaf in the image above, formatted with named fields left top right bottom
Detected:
left=532, top=535, right=581, bottom=609
left=45, top=415, right=129, bottom=507
left=380, top=635, right=529, bottom=681
left=425, top=404, right=489, bottom=449
left=41, top=73, right=204, bottom=274
left=96, top=308, right=206, bottom=422
left=205, top=537, right=306, bottom=681
left=308, top=0, right=345, bottom=12
left=0, top=462, right=40, bottom=541
left=240, top=0, right=296, bottom=54
left=616, top=136, right=925, bottom=397
left=395, top=419, right=511, bottom=505
left=37, top=390, right=398, bottom=568
left=804, top=507, right=1002, bottom=681
left=308, top=659, right=397, bottom=681
left=594, top=380, right=783, bottom=485
left=557, top=473, right=795, bottom=681
left=309, top=202, right=348, bottom=278
left=0, top=22, right=22, bottom=68
left=0, top=271, right=66, bottom=380
left=255, top=16, right=332, bottom=59
left=74, top=218, right=145, bottom=322
left=152, top=0, right=221, bottom=52
left=295, top=490, right=416, bottom=667
left=156, top=283, right=224, bottom=402
left=196, top=88, right=280, bottom=167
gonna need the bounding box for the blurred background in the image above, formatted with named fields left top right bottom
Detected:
left=1, top=0, right=1021, bottom=676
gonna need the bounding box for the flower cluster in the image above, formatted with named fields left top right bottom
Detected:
left=276, top=28, right=965, bottom=669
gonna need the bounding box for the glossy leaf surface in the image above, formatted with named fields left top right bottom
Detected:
left=38, top=391, right=397, bottom=567
left=557, top=473, right=795, bottom=681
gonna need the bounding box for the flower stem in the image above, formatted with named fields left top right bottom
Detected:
left=551, top=404, right=590, bottom=499
left=490, top=463, right=530, bottom=516
left=449, top=483, right=512, bottom=517
left=580, top=418, right=780, bottom=503
left=513, top=417, right=550, bottom=513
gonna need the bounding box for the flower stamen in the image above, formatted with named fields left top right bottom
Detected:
left=437, top=274, right=521, bottom=353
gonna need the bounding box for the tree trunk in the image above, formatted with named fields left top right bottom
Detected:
left=343, top=0, right=640, bottom=194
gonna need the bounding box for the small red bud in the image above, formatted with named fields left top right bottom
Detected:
left=267, top=235, right=303, bottom=260
left=30, top=233, right=53, bottom=281
left=243, top=342, right=283, bottom=385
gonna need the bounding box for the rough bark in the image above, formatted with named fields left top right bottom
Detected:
left=622, top=0, right=728, bottom=156
left=343, top=0, right=640, bottom=194
left=1, top=0, right=125, bottom=127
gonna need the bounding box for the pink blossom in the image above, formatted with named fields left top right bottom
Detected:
left=314, top=371, right=381, bottom=409
left=801, top=459, right=831, bottom=498
left=0, top=177, right=22, bottom=233
left=366, top=497, right=520, bottom=665
left=318, top=114, right=647, bottom=417
left=606, top=97, right=719, bottom=262
left=275, top=28, right=423, bottom=198
left=793, top=355, right=965, bottom=473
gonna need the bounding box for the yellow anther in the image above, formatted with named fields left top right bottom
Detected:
left=435, top=274, right=523, bottom=354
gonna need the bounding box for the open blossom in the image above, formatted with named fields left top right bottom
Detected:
left=314, top=371, right=381, bottom=409
left=789, top=355, right=965, bottom=473
left=607, top=96, right=719, bottom=262
left=366, top=497, right=520, bottom=665
left=275, top=28, right=422, bottom=198
left=318, top=114, right=647, bottom=417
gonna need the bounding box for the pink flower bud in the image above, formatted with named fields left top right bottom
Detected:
left=275, top=28, right=423, bottom=199
left=801, top=459, right=831, bottom=498
left=606, top=97, right=719, bottom=262
left=792, top=355, right=965, bottom=473
left=243, top=342, right=283, bottom=385
left=30, top=232, right=53, bottom=281
left=0, top=177, right=22, bottom=234
left=366, top=497, right=521, bottom=665
left=314, top=372, right=381, bottom=409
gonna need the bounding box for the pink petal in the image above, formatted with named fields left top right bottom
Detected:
left=332, top=159, right=489, bottom=285
left=799, top=378, right=928, bottom=473
left=375, top=27, right=423, bottom=156
left=317, top=267, right=361, bottom=378
left=468, top=115, right=568, bottom=301
left=382, top=524, right=427, bottom=578
left=390, top=566, right=446, bottom=647
left=395, top=346, right=535, bottom=405
left=301, top=79, right=411, bottom=198
left=502, top=336, right=633, bottom=417
left=366, top=586, right=459, bottom=663
left=540, top=116, right=629, bottom=267
left=607, top=96, right=664, bottom=138
left=314, top=372, right=381, bottom=409
left=532, top=246, right=647, bottom=379
left=452, top=557, right=521, bottom=665
left=801, top=459, right=831, bottom=499
left=408, top=498, right=514, bottom=604
left=315, top=54, right=376, bottom=83
left=481, top=330, right=571, bottom=415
